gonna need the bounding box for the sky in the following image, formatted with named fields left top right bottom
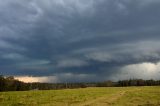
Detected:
left=0, top=0, right=160, bottom=83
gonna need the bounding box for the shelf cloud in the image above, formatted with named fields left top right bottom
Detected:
left=0, top=0, right=160, bottom=82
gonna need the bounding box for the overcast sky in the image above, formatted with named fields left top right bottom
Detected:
left=0, top=0, right=160, bottom=83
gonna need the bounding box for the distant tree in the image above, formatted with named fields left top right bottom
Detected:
left=0, top=75, right=5, bottom=91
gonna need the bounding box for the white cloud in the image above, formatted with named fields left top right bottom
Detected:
left=111, top=62, right=160, bottom=81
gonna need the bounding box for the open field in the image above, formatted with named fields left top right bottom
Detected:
left=0, top=86, right=160, bottom=106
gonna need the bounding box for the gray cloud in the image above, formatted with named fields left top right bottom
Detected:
left=57, top=58, right=88, bottom=68
left=0, top=0, right=160, bottom=82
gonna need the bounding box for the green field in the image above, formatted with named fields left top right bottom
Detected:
left=0, top=86, right=160, bottom=106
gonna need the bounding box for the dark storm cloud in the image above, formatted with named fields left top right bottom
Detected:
left=0, top=0, right=160, bottom=82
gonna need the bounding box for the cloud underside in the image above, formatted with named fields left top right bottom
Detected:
left=1, top=0, right=160, bottom=82
left=15, top=62, right=160, bottom=83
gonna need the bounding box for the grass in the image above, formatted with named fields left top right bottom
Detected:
left=0, top=86, right=160, bottom=106
left=113, top=86, right=160, bottom=106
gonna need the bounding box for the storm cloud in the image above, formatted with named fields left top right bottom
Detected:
left=0, top=0, right=160, bottom=82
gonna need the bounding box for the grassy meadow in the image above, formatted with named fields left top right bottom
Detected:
left=0, top=86, right=160, bottom=106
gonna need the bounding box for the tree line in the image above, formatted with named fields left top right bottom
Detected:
left=0, top=75, right=87, bottom=91
left=117, top=79, right=160, bottom=87
left=0, top=75, right=160, bottom=92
